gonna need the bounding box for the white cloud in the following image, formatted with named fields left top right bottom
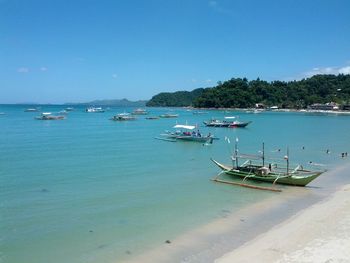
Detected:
left=17, top=67, right=29, bottom=73
left=112, top=73, right=118, bottom=79
left=191, top=78, right=197, bottom=83
left=40, top=67, right=48, bottom=71
left=206, top=79, right=212, bottom=83
left=339, top=66, right=350, bottom=74
left=305, top=65, right=350, bottom=77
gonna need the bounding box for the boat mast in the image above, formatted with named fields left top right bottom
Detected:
left=235, top=137, right=239, bottom=168
left=262, top=142, right=265, bottom=167
left=286, top=147, right=289, bottom=175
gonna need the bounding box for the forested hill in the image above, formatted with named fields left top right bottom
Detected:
left=147, top=74, right=350, bottom=108
left=146, top=88, right=205, bottom=107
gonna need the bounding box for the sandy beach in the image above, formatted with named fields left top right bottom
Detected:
left=216, top=183, right=350, bottom=263
left=121, top=164, right=350, bottom=263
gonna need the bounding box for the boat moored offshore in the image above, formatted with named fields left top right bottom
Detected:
left=159, top=113, right=179, bottom=118
left=132, top=108, right=148, bottom=115
left=110, top=113, right=136, bottom=121
left=204, top=117, right=251, bottom=128
left=35, top=112, right=65, bottom=120
left=86, top=107, right=105, bottom=113
left=157, top=124, right=214, bottom=143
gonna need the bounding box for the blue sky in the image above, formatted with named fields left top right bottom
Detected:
left=1, top=0, right=349, bottom=103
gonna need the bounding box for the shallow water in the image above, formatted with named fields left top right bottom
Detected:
left=1, top=105, right=350, bottom=263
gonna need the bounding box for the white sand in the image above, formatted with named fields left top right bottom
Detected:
left=121, top=164, right=350, bottom=263
left=216, top=184, right=350, bottom=263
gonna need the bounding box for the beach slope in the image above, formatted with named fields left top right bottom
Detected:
left=216, top=184, right=350, bottom=263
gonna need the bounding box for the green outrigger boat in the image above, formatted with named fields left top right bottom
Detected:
left=212, top=141, right=325, bottom=187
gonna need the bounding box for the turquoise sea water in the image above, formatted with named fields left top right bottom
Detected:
left=1, top=105, right=350, bottom=263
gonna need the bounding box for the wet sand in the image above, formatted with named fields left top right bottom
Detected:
left=216, top=183, right=350, bottom=263
left=121, top=163, right=350, bottom=263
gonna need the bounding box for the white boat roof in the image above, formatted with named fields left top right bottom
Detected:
left=224, top=116, right=236, bottom=119
left=173, top=124, right=196, bottom=130
left=42, top=112, right=52, bottom=115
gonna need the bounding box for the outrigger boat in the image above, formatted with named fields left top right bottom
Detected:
left=35, top=112, right=65, bottom=120
left=86, top=107, right=105, bottom=113
left=132, top=108, right=148, bottom=115
left=146, top=116, right=159, bottom=120
left=25, top=108, right=39, bottom=112
left=204, top=117, right=251, bottom=128
left=110, top=113, right=136, bottom=121
left=159, top=113, right=179, bottom=118
left=212, top=141, right=325, bottom=187
left=157, top=124, right=214, bottom=143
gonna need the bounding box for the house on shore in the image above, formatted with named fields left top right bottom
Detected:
left=308, top=102, right=339, bottom=111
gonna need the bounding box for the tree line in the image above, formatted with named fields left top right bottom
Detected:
left=146, top=74, right=350, bottom=108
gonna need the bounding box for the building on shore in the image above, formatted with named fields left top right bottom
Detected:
left=308, top=102, right=339, bottom=111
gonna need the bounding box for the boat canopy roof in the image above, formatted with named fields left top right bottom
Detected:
left=173, top=124, right=196, bottom=130
left=42, top=112, right=52, bottom=115
left=224, top=116, right=236, bottom=119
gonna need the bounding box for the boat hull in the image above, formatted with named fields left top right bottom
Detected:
left=203, top=121, right=230, bottom=127
left=110, top=116, right=136, bottom=121
left=35, top=116, right=65, bottom=120
left=176, top=136, right=212, bottom=143
left=211, top=159, right=322, bottom=186
left=229, top=121, right=252, bottom=128
left=159, top=114, right=179, bottom=118
left=204, top=121, right=251, bottom=128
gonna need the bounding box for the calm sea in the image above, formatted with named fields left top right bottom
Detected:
left=1, top=105, right=350, bottom=263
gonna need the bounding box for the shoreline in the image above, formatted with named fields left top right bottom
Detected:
left=121, top=163, right=350, bottom=263
left=216, top=183, right=350, bottom=263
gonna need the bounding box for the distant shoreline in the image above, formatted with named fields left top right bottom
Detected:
left=183, top=106, right=350, bottom=115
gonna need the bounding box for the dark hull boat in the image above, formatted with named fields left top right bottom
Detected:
left=204, top=118, right=251, bottom=128
left=156, top=124, right=214, bottom=143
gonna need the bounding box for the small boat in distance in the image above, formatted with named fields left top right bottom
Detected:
left=159, top=113, right=179, bottom=118
left=229, top=120, right=252, bottom=128
left=25, top=108, right=39, bottom=112
left=212, top=141, right=325, bottom=187
left=146, top=116, right=159, bottom=120
left=86, top=107, right=105, bottom=113
left=65, top=107, right=74, bottom=111
left=110, top=113, right=136, bottom=121
left=204, top=117, right=251, bottom=128
left=132, top=108, right=148, bottom=115
left=35, top=112, right=65, bottom=120
left=157, top=124, right=214, bottom=143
